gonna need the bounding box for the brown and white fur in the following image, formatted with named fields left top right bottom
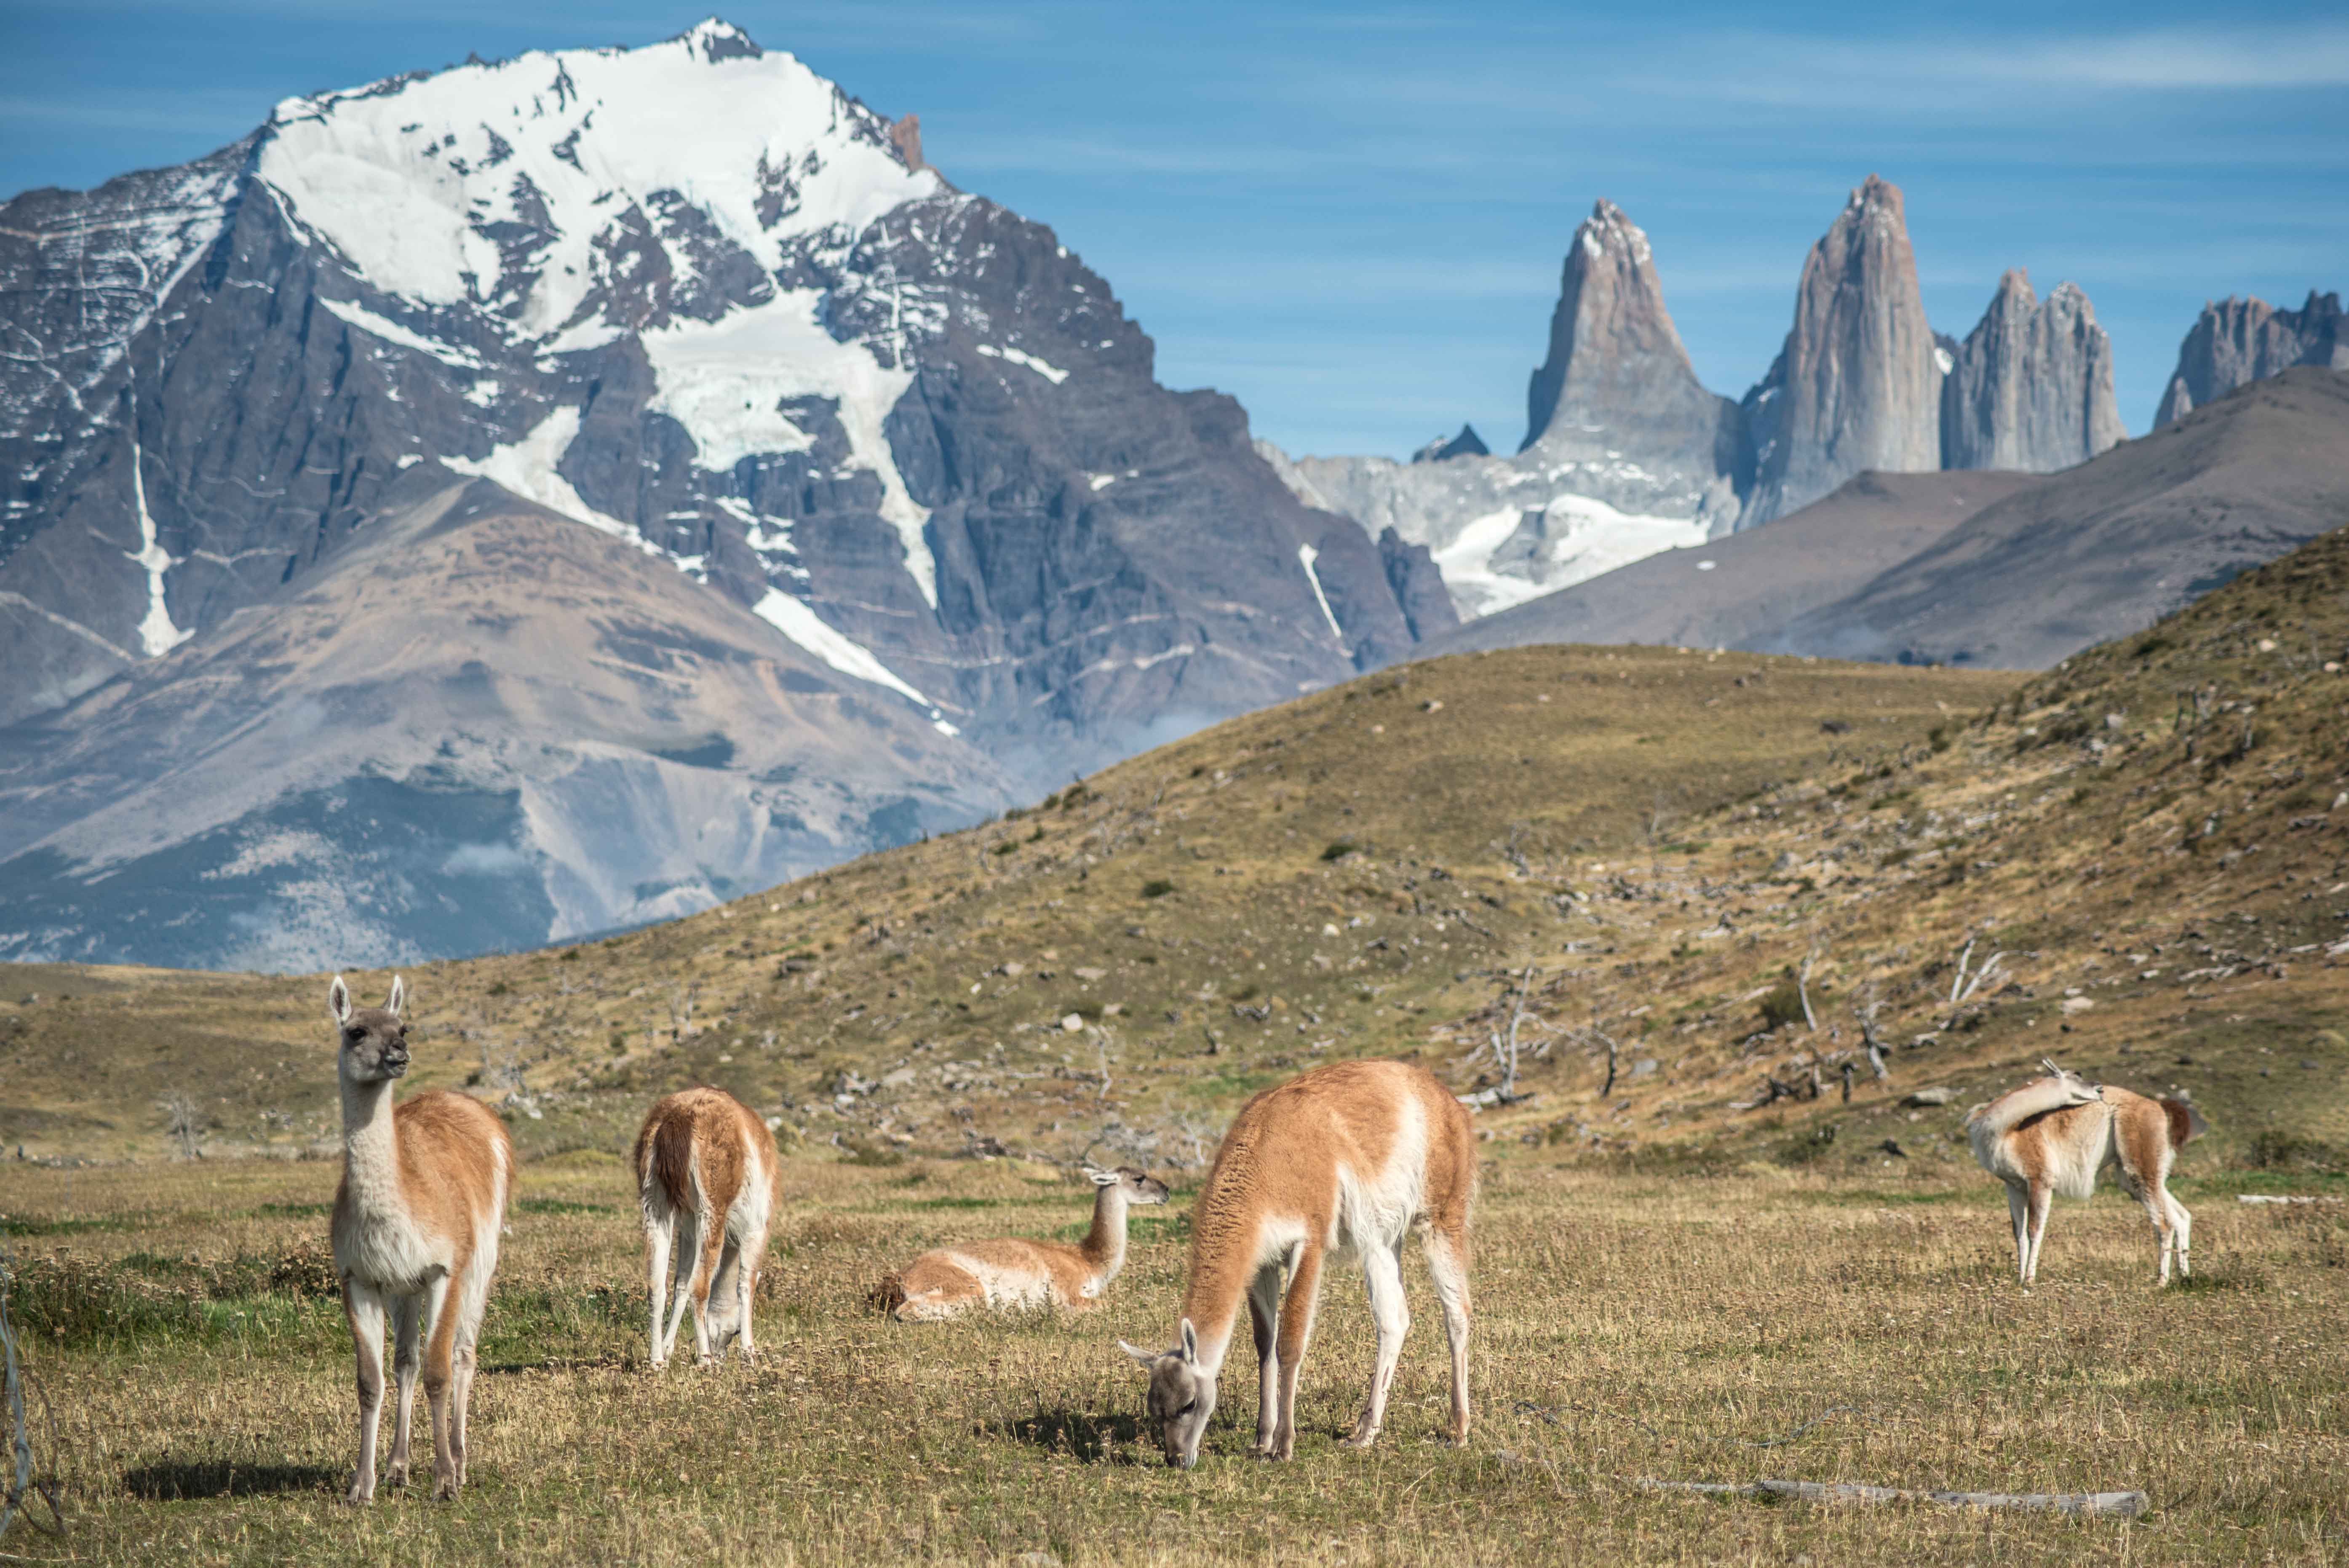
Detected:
left=329, top=975, right=513, bottom=1504
left=635, top=1087, right=780, bottom=1368
left=887, top=1165, right=1170, bottom=1321
left=1120, top=1059, right=1475, bottom=1468
left=1968, top=1057, right=2207, bottom=1286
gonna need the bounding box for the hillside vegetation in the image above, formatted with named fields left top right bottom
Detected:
left=0, top=646, right=2001, bottom=1164
left=11, top=512, right=2349, bottom=1182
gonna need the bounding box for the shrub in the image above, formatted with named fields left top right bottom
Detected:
left=1141, top=879, right=1175, bottom=899
left=1757, top=980, right=1807, bottom=1032
left=2245, top=1130, right=2347, bottom=1173
left=1319, top=840, right=1357, bottom=862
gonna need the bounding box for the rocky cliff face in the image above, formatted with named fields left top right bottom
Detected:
left=1521, top=199, right=1747, bottom=528
left=1260, top=201, right=1732, bottom=618
left=1940, top=270, right=2126, bottom=473
left=2155, top=291, right=2347, bottom=427
left=0, top=21, right=1446, bottom=966
left=1741, top=175, right=1943, bottom=525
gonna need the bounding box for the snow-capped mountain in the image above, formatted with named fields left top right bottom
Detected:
left=0, top=20, right=1446, bottom=967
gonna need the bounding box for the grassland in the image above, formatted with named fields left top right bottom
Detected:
left=9, top=518, right=2349, bottom=1561
left=6, top=1143, right=2346, bottom=1565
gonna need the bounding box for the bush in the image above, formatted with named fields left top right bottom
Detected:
left=1141, top=880, right=1174, bottom=899
left=2245, top=1130, right=2347, bottom=1173
left=1319, top=840, right=1357, bottom=862
left=1757, top=980, right=1807, bottom=1032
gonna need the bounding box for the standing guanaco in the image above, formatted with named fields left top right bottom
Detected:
left=635, top=1087, right=780, bottom=1366
left=1968, top=1057, right=2206, bottom=1285
left=1121, top=1059, right=1475, bottom=1467
left=329, top=975, right=512, bottom=1503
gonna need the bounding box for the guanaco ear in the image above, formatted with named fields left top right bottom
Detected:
left=1117, top=1339, right=1159, bottom=1369
left=1179, top=1317, right=1198, bottom=1363
left=386, top=975, right=406, bottom=1018
left=2039, top=1055, right=2065, bottom=1078
left=329, top=975, right=352, bottom=1024
left=1088, top=1167, right=1118, bottom=1186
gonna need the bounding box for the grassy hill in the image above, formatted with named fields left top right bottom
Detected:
left=8, top=514, right=2349, bottom=1188
left=0, top=646, right=2003, bottom=1165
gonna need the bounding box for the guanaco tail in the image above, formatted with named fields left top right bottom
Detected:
left=635, top=1087, right=780, bottom=1367
left=329, top=975, right=513, bottom=1504
left=1967, top=1056, right=2207, bottom=1285
left=1121, top=1059, right=1475, bottom=1468
left=886, top=1165, right=1170, bottom=1321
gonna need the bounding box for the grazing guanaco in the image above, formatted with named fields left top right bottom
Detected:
left=1968, top=1057, right=2207, bottom=1285
left=329, top=975, right=513, bottom=1504
left=886, top=1166, right=1170, bottom=1320
left=635, top=1087, right=780, bottom=1367
left=1120, top=1059, right=1475, bottom=1468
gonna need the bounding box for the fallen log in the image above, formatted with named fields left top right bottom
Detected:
left=1633, top=1477, right=2148, bottom=1517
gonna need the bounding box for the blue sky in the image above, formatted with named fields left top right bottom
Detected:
left=6, top=2, right=2344, bottom=457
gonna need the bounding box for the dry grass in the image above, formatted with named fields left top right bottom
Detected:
left=4, top=1149, right=2346, bottom=1564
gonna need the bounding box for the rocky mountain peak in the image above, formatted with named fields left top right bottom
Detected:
left=1411, top=424, right=1488, bottom=464
left=1520, top=198, right=1745, bottom=529
left=888, top=112, right=927, bottom=172
left=2156, top=289, right=2347, bottom=427
left=1941, top=267, right=2125, bottom=473
left=681, top=16, right=763, bottom=61
left=1740, top=172, right=1942, bottom=525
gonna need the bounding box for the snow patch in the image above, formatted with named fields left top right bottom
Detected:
left=1934, top=345, right=1955, bottom=375
left=974, top=343, right=1069, bottom=384
left=1296, top=543, right=1344, bottom=641
left=642, top=293, right=934, bottom=605
left=751, top=588, right=940, bottom=718
left=1088, top=473, right=1117, bottom=492
left=317, top=295, right=484, bottom=369
left=258, top=28, right=943, bottom=337
left=443, top=407, right=646, bottom=546
left=1433, top=495, right=1708, bottom=617
left=124, top=425, right=192, bottom=657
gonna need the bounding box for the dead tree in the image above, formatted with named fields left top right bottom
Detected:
left=1797, top=943, right=1823, bottom=1033
left=1493, top=965, right=1537, bottom=1102
left=666, top=981, right=700, bottom=1042
left=1853, top=990, right=1892, bottom=1083
left=160, top=1091, right=201, bottom=1161
left=1948, top=938, right=2009, bottom=1007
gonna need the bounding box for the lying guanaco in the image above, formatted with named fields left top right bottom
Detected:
left=329, top=975, right=512, bottom=1504
left=887, top=1166, right=1169, bottom=1320
left=635, top=1087, right=780, bottom=1367
left=1968, top=1057, right=2206, bottom=1285
left=1121, top=1059, right=1475, bottom=1467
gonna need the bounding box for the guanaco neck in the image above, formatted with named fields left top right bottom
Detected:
left=1078, top=1184, right=1131, bottom=1281
left=1175, top=1211, right=1261, bottom=1378
left=340, top=1069, right=405, bottom=1214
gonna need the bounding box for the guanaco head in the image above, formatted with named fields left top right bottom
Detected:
left=330, top=974, right=410, bottom=1085
left=2037, top=1056, right=2103, bottom=1107
left=1088, top=1165, right=1171, bottom=1206
left=1118, top=1318, right=1215, bottom=1468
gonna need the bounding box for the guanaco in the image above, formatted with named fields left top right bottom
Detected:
left=1968, top=1057, right=2206, bottom=1285
left=885, top=1165, right=1169, bottom=1321
left=1120, top=1059, right=1474, bottom=1468
left=635, top=1087, right=780, bottom=1367
left=329, top=975, right=513, bottom=1504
